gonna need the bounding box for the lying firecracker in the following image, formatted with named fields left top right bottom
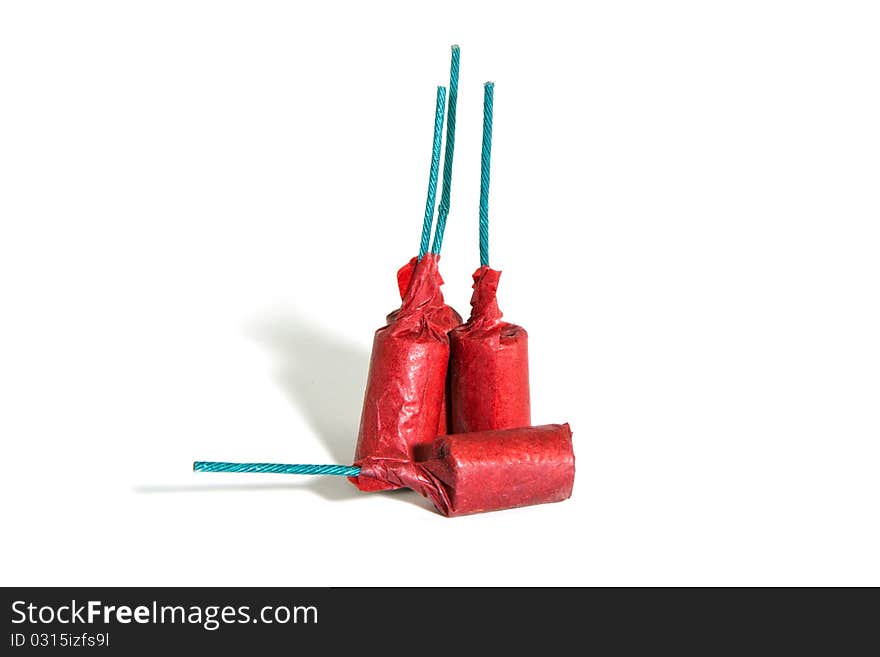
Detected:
left=195, top=423, right=574, bottom=517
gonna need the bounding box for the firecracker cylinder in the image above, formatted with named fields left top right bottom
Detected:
left=351, top=253, right=454, bottom=491
left=358, top=423, right=574, bottom=516
left=449, top=266, right=530, bottom=433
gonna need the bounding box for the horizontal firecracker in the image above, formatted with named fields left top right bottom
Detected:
left=359, top=423, right=575, bottom=516
left=196, top=423, right=575, bottom=517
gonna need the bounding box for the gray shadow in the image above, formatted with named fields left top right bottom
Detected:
left=135, top=307, right=437, bottom=511
left=133, top=477, right=359, bottom=501
left=132, top=480, right=432, bottom=509
left=247, top=308, right=371, bottom=464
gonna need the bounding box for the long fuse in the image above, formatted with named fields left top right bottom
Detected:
left=449, top=82, right=530, bottom=434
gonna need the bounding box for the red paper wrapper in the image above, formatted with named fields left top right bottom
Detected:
left=449, top=266, right=530, bottom=433
left=358, top=423, right=574, bottom=516
left=351, top=254, right=456, bottom=492
left=390, top=256, right=462, bottom=329
left=387, top=256, right=462, bottom=440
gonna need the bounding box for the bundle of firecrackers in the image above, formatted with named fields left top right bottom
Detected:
left=196, top=47, right=574, bottom=516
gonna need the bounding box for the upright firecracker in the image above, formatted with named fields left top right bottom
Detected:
left=352, top=250, right=451, bottom=492
left=351, top=47, right=464, bottom=491
left=449, top=82, right=531, bottom=434
left=388, top=45, right=463, bottom=437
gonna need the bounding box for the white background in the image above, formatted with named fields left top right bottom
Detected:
left=1, top=1, right=878, bottom=586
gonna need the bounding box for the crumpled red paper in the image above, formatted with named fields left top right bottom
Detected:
left=358, top=423, right=575, bottom=516
left=449, top=266, right=530, bottom=433
left=388, top=256, right=462, bottom=439
left=350, top=253, right=458, bottom=492
left=389, top=256, right=462, bottom=331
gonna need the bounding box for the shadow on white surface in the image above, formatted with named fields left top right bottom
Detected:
left=133, top=307, right=437, bottom=512
left=134, top=477, right=356, bottom=500
left=247, top=308, right=370, bottom=464
left=132, top=480, right=433, bottom=510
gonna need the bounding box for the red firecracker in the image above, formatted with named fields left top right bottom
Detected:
left=449, top=266, right=529, bottom=432
left=448, top=81, right=530, bottom=433
left=351, top=59, right=461, bottom=490
left=350, top=253, right=454, bottom=491
left=390, top=256, right=462, bottom=438
left=358, top=423, right=574, bottom=516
